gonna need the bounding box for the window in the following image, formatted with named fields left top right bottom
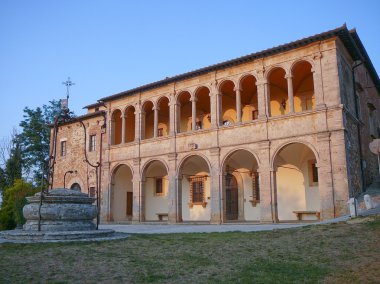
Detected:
left=189, top=176, right=207, bottom=207
left=157, top=128, right=164, bottom=137
left=155, top=178, right=164, bottom=196
left=89, top=135, right=96, bottom=152
left=60, top=141, right=66, bottom=156
left=368, top=104, right=377, bottom=138
left=251, top=172, right=260, bottom=206
left=308, top=160, right=318, bottom=185
left=89, top=187, right=96, bottom=198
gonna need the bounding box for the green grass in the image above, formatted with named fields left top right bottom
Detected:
left=1, top=215, right=380, bottom=283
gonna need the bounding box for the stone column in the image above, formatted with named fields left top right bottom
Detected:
left=209, top=147, right=221, bottom=224
left=316, top=132, right=335, bottom=220
left=191, top=97, right=197, bottom=131
left=153, top=106, right=159, bottom=138
left=286, top=74, right=295, bottom=113
left=140, top=110, right=145, bottom=140
left=121, top=113, right=126, bottom=144
left=312, top=53, right=326, bottom=109
left=257, top=141, right=274, bottom=223
left=167, top=153, right=177, bottom=223
left=132, top=158, right=141, bottom=223
left=209, top=84, right=219, bottom=128
left=134, top=106, right=140, bottom=142
left=235, top=87, right=242, bottom=123
left=256, top=80, right=268, bottom=119
left=169, top=95, right=176, bottom=135
left=110, top=118, right=115, bottom=145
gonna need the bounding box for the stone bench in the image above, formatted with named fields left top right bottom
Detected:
left=293, top=210, right=320, bottom=221
left=156, top=213, right=168, bottom=221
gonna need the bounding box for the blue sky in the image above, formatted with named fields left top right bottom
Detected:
left=0, top=0, right=379, bottom=141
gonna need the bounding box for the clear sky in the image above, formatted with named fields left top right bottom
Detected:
left=0, top=0, right=379, bottom=141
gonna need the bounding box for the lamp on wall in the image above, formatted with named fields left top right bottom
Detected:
left=63, top=170, right=78, bottom=188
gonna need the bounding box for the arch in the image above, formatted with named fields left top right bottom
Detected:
left=123, top=105, right=136, bottom=143
left=272, top=142, right=321, bottom=222
left=177, top=154, right=212, bottom=222
left=264, top=65, right=287, bottom=80
left=267, top=67, right=288, bottom=117
left=110, top=163, right=134, bottom=222
left=289, top=58, right=315, bottom=73
left=111, top=109, right=122, bottom=145
left=110, top=163, right=134, bottom=182
left=141, top=159, right=169, bottom=221
left=217, top=79, right=237, bottom=92
left=156, top=95, right=170, bottom=106
left=271, top=140, right=320, bottom=170
left=141, top=158, right=169, bottom=180
left=221, top=148, right=261, bottom=173
left=219, top=79, right=237, bottom=126
left=222, top=149, right=260, bottom=222
left=157, top=96, right=170, bottom=137
left=237, top=73, right=258, bottom=88
left=194, top=86, right=211, bottom=130
left=177, top=153, right=212, bottom=176
left=239, top=74, right=259, bottom=122
left=177, top=91, right=192, bottom=133
left=291, top=60, right=315, bottom=112
left=70, top=183, right=81, bottom=191
left=141, top=100, right=154, bottom=140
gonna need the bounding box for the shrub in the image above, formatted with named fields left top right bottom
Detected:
left=0, top=179, right=38, bottom=230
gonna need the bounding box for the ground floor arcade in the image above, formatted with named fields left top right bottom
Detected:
left=102, top=136, right=349, bottom=224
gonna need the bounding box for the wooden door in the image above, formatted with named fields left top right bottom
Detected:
left=126, top=192, right=133, bottom=216
left=226, top=174, right=238, bottom=220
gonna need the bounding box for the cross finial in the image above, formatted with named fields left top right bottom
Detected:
left=62, top=77, right=75, bottom=100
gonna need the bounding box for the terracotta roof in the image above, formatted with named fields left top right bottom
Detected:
left=90, top=24, right=378, bottom=105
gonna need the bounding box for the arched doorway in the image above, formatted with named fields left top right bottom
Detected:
left=111, top=164, right=133, bottom=222
left=142, top=160, right=169, bottom=221
left=178, top=155, right=211, bottom=222
left=273, top=143, right=320, bottom=221
left=222, top=150, right=260, bottom=222
left=70, top=183, right=81, bottom=191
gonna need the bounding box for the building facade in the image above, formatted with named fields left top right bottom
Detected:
left=51, top=25, right=380, bottom=223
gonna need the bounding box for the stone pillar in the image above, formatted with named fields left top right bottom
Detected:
left=256, top=80, right=268, bottom=119
left=286, top=74, right=295, bottom=113
left=257, top=141, right=274, bottom=223
left=316, top=132, right=335, bottom=220
left=312, top=53, right=326, bottom=109
left=191, top=97, right=197, bottom=131
left=209, top=84, right=219, bottom=128
left=235, top=87, right=242, bottom=123
left=132, top=158, right=141, bottom=223
left=209, top=147, right=221, bottom=224
left=153, top=107, right=159, bottom=138
left=167, top=153, right=177, bottom=223
left=121, top=113, right=126, bottom=144
left=110, top=118, right=115, bottom=145
left=134, top=106, right=140, bottom=142
left=169, top=95, right=176, bottom=135
left=140, top=110, right=145, bottom=140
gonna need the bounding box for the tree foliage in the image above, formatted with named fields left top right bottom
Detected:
left=0, top=179, right=37, bottom=230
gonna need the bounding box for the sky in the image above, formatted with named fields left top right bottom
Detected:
left=0, top=0, right=379, bottom=142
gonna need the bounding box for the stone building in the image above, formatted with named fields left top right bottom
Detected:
left=51, top=25, right=379, bottom=224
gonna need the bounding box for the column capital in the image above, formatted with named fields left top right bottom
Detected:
left=190, top=97, right=198, bottom=102
left=132, top=158, right=140, bottom=166
left=234, top=87, right=242, bottom=92
left=168, top=153, right=177, bottom=161
left=153, top=106, right=160, bottom=111
left=285, top=74, right=293, bottom=80
left=256, top=79, right=268, bottom=86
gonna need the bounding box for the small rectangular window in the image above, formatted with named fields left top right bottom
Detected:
left=89, top=187, right=96, bottom=198
left=189, top=176, right=207, bottom=207
left=155, top=178, right=164, bottom=196
left=308, top=160, right=318, bottom=185
left=89, top=135, right=96, bottom=152
left=60, top=141, right=66, bottom=156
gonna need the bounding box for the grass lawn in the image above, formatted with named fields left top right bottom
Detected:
left=1, top=215, right=380, bottom=283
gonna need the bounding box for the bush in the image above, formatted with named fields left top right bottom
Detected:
left=0, top=179, right=38, bottom=230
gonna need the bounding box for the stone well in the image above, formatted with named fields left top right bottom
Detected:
left=23, top=188, right=97, bottom=231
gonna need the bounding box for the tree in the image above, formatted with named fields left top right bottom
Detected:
left=0, top=179, right=37, bottom=230
left=17, top=100, right=71, bottom=185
